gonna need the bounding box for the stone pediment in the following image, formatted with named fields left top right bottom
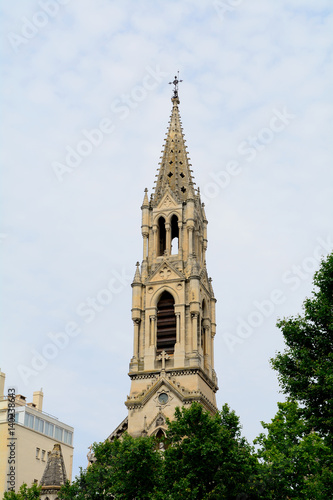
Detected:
left=156, top=189, right=180, bottom=211
left=148, top=260, right=185, bottom=284
left=126, top=374, right=190, bottom=410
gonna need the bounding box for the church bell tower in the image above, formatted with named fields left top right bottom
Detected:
left=126, top=78, right=218, bottom=438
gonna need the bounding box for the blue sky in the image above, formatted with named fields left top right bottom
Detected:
left=1, top=0, right=332, bottom=479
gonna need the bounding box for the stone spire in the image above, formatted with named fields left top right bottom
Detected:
left=123, top=81, right=218, bottom=441
left=40, top=444, right=67, bottom=500
left=132, top=261, right=142, bottom=284
left=152, top=90, right=195, bottom=206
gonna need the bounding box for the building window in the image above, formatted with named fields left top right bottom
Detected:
left=45, top=422, right=54, bottom=437
left=55, top=426, right=63, bottom=441
left=23, top=413, right=72, bottom=446
left=156, top=291, right=176, bottom=353
left=41, top=450, right=46, bottom=461
left=36, top=448, right=40, bottom=459
left=64, top=430, right=73, bottom=445
left=24, top=412, right=34, bottom=429
left=158, top=217, right=166, bottom=256
left=34, top=417, right=44, bottom=433
left=170, top=215, right=179, bottom=255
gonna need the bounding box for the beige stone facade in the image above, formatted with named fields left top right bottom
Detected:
left=125, top=87, right=219, bottom=438
left=0, top=371, right=73, bottom=497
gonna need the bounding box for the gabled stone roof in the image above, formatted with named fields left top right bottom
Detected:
left=40, top=443, right=67, bottom=487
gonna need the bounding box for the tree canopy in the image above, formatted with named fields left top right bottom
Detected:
left=271, top=252, right=333, bottom=441
left=3, top=483, right=41, bottom=500
left=255, top=400, right=333, bottom=499
left=162, top=402, right=259, bottom=499
left=59, top=402, right=259, bottom=500
left=60, top=433, right=162, bottom=499
left=254, top=251, right=333, bottom=498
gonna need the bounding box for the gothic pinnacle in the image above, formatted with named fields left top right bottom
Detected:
left=141, top=188, right=149, bottom=208
left=132, top=262, right=141, bottom=284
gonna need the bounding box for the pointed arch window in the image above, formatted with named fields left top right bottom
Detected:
left=157, top=291, right=176, bottom=353
left=158, top=217, right=166, bottom=256
left=170, top=215, right=179, bottom=255
left=156, top=428, right=166, bottom=438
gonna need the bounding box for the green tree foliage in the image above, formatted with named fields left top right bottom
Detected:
left=3, top=483, right=41, bottom=500
left=271, top=252, right=333, bottom=441
left=59, top=403, right=260, bottom=500
left=254, top=252, right=333, bottom=498
left=59, top=433, right=162, bottom=499
left=163, top=402, right=259, bottom=499
left=255, top=401, right=333, bottom=499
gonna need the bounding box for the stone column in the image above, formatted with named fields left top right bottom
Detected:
left=211, top=331, right=215, bottom=368
left=203, top=238, right=207, bottom=264
left=199, top=235, right=203, bottom=263
left=150, top=315, right=156, bottom=346
left=175, top=312, right=180, bottom=343
left=165, top=223, right=171, bottom=255
left=202, top=319, right=211, bottom=370
left=133, top=319, right=140, bottom=359
left=178, top=221, right=183, bottom=259
left=188, top=227, right=194, bottom=255
left=202, top=319, right=210, bottom=356
left=143, top=232, right=148, bottom=260
left=153, top=225, right=157, bottom=259
left=191, top=312, right=198, bottom=351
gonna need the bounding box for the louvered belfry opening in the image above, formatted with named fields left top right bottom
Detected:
left=156, top=291, right=176, bottom=353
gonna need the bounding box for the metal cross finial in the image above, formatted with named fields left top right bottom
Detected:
left=169, top=71, right=183, bottom=98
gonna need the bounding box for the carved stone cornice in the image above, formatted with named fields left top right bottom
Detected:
left=128, top=367, right=218, bottom=392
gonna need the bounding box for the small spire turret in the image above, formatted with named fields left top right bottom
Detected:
left=132, top=262, right=141, bottom=284
left=141, top=188, right=149, bottom=208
